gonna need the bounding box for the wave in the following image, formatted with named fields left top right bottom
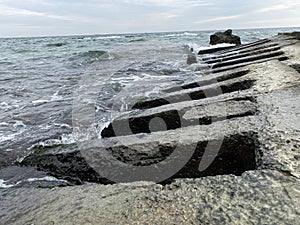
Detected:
left=129, top=38, right=146, bottom=43
left=27, top=176, right=68, bottom=183
left=185, top=43, right=236, bottom=54
left=14, top=49, right=38, bottom=54
left=94, top=35, right=124, bottom=40
left=69, top=50, right=111, bottom=66
left=197, top=43, right=236, bottom=51
left=0, top=176, right=68, bottom=189
left=29, top=133, right=76, bottom=150
left=32, top=99, right=50, bottom=105
left=80, top=50, right=109, bottom=58
left=0, top=179, right=15, bottom=188
left=164, top=32, right=198, bottom=37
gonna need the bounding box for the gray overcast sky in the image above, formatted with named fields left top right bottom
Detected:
left=0, top=0, right=299, bottom=37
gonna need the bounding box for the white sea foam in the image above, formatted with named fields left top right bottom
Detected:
left=27, top=176, right=67, bottom=183
left=54, top=123, right=72, bottom=129
left=197, top=43, right=236, bottom=52
left=0, top=101, right=20, bottom=111
left=13, top=120, right=26, bottom=128
left=165, top=32, right=198, bottom=37
left=0, top=131, right=23, bottom=143
left=50, top=90, right=63, bottom=101
left=32, top=99, right=49, bottom=105
left=183, top=32, right=198, bottom=36
left=95, top=35, right=124, bottom=40
left=0, top=179, right=15, bottom=188
left=28, top=133, right=76, bottom=150
left=0, top=176, right=67, bottom=188
left=0, top=102, right=8, bottom=107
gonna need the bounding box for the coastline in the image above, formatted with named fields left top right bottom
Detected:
left=1, top=32, right=300, bottom=224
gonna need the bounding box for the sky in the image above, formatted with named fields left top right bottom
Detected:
left=0, top=0, right=299, bottom=37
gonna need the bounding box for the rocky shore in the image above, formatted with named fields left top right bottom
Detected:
left=1, top=32, right=300, bottom=224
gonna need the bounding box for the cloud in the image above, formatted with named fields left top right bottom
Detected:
left=0, top=0, right=299, bottom=37
left=0, top=5, right=94, bottom=22
left=256, top=4, right=290, bottom=13
left=194, top=15, right=242, bottom=24
left=241, top=17, right=300, bottom=28
left=0, top=7, right=46, bottom=17
left=122, top=0, right=213, bottom=7
left=256, top=0, right=300, bottom=13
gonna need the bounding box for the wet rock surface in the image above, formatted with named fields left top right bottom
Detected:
left=1, top=33, right=300, bottom=224
left=210, top=29, right=241, bottom=45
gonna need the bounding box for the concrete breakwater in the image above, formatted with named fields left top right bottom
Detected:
left=1, top=32, right=300, bottom=224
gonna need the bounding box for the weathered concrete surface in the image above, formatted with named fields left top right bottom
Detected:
left=102, top=99, right=256, bottom=137
left=2, top=33, right=300, bottom=225
left=0, top=170, right=299, bottom=225
left=22, top=117, right=259, bottom=184
left=257, top=87, right=300, bottom=178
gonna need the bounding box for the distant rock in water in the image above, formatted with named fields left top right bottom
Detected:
left=278, top=31, right=300, bottom=40
left=46, top=43, right=67, bottom=47
left=81, top=50, right=108, bottom=58
left=187, top=54, right=197, bottom=65
left=210, top=29, right=241, bottom=45
left=129, top=38, right=146, bottom=43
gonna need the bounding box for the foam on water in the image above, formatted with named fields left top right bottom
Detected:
left=50, top=90, right=64, bottom=101
left=27, top=176, right=68, bottom=183
left=95, top=35, right=124, bottom=40
left=32, top=99, right=50, bottom=105
left=0, top=177, right=67, bottom=188
left=28, top=133, right=76, bottom=150
left=0, top=179, right=16, bottom=188
left=0, top=128, right=26, bottom=143
left=13, top=121, right=26, bottom=128
left=164, top=32, right=198, bottom=37
left=194, top=43, right=236, bottom=53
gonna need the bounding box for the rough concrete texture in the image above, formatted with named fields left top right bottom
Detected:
left=1, top=33, right=300, bottom=224
left=0, top=170, right=299, bottom=225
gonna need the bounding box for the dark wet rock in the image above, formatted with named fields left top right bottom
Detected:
left=290, top=64, right=300, bottom=73
left=129, top=38, right=146, bottom=43
left=279, top=31, right=300, bottom=40
left=46, top=42, right=67, bottom=47
left=187, top=54, right=197, bottom=65
left=20, top=144, right=110, bottom=185
left=210, top=29, right=241, bottom=45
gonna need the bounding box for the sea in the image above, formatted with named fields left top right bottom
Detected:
left=0, top=27, right=299, bottom=188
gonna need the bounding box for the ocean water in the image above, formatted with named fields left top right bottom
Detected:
left=0, top=27, right=299, bottom=187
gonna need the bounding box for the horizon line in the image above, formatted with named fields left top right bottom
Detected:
left=1, top=26, right=299, bottom=39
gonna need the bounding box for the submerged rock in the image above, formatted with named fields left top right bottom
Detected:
left=187, top=53, right=197, bottom=65
left=20, top=144, right=110, bottom=185
left=210, top=29, right=241, bottom=45
left=46, top=42, right=67, bottom=47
